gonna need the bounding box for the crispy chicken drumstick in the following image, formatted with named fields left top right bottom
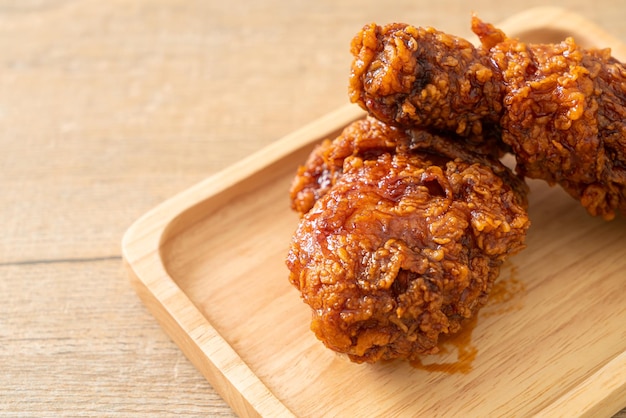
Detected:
left=286, top=118, right=529, bottom=363
left=350, top=17, right=626, bottom=220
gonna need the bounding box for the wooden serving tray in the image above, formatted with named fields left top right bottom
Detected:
left=123, top=7, right=626, bottom=417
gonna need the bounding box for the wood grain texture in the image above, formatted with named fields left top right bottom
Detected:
left=2, top=0, right=626, bottom=416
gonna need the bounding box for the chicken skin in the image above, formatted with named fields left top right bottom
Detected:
left=286, top=118, right=530, bottom=363
left=349, top=17, right=626, bottom=219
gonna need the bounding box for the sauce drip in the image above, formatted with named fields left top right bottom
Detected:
left=410, top=263, right=525, bottom=373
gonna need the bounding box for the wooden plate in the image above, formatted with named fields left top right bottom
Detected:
left=122, top=7, right=626, bottom=417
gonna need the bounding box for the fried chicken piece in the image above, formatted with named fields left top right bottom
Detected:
left=349, top=18, right=626, bottom=219
left=286, top=118, right=530, bottom=363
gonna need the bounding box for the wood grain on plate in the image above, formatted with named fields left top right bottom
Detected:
left=123, top=8, right=626, bottom=417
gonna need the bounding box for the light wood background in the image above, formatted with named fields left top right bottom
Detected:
left=1, top=0, right=625, bottom=416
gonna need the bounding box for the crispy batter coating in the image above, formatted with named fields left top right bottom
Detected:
left=286, top=118, right=530, bottom=363
left=349, top=17, right=626, bottom=219
left=290, top=117, right=400, bottom=215
left=290, top=117, right=526, bottom=216
left=349, top=22, right=505, bottom=143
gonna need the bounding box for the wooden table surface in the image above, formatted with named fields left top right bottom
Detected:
left=2, top=0, right=625, bottom=416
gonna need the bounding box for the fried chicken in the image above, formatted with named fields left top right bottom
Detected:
left=286, top=118, right=530, bottom=363
left=349, top=17, right=626, bottom=220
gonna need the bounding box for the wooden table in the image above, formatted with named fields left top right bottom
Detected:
left=2, top=0, right=625, bottom=416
